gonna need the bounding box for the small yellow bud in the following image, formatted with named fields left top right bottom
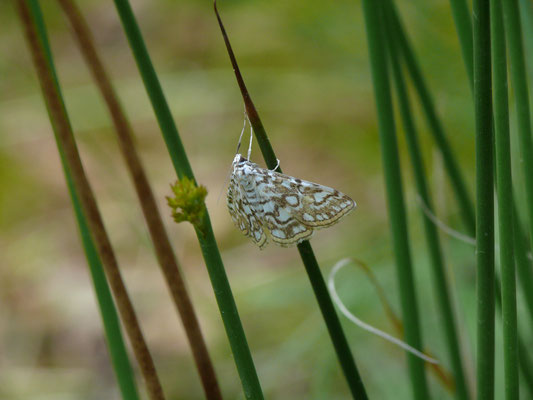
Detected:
left=166, top=177, right=207, bottom=229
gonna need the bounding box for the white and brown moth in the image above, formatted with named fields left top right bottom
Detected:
left=227, top=153, right=356, bottom=249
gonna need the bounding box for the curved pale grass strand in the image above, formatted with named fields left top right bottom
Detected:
left=416, top=195, right=476, bottom=246
left=416, top=195, right=533, bottom=260
left=328, top=258, right=439, bottom=364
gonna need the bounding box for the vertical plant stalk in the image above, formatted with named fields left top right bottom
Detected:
left=513, top=206, right=533, bottom=332
left=494, top=0, right=522, bottom=386
left=518, top=0, right=533, bottom=82
left=213, top=3, right=368, bottom=399
left=213, top=4, right=277, bottom=169
left=385, top=10, right=471, bottom=399
left=491, top=2, right=519, bottom=399
left=110, top=0, right=263, bottom=398
left=361, top=1, right=430, bottom=399
left=473, top=0, right=495, bottom=398
left=501, top=0, right=533, bottom=260
left=446, top=0, right=533, bottom=373
left=518, top=339, right=533, bottom=395
left=57, top=1, right=223, bottom=398
left=448, top=0, right=475, bottom=89
left=22, top=3, right=140, bottom=399
left=17, top=1, right=166, bottom=399
left=387, top=2, right=476, bottom=236
left=391, top=1, right=533, bottom=394
left=73, top=184, right=141, bottom=400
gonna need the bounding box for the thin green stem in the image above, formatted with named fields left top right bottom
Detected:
left=388, top=3, right=476, bottom=236
left=361, top=1, right=430, bottom=398
left=449, top=0, right=475, bottom=90
left=391, top=1, right=533, bottom=395
left=110, top=1, right=262, bottom=398
left=518, top=0, right=533, bottom=83
left=447, top=0, right=533, bottom=387
left=297, top=242, right=368, bottom=399
left=491, top=0, right=519, bottom=398
left=111, top=0, right=193, bottom=180
left=213, top=3, right=368, bottom=398
left=473, top=0, right=495, bottom=398
left=390, top=5, right=533, bottom=330
left=23, top=2, right=139, bottom=399
left=385, top=9, right=470, bottom=399
left=513, top=209, right=533, bottom=332
left=19, top=1, right=165, bottom=398
left=518, top=338, right=533, bottom=395
left=58, top=1, right=222, bottom=397
left=502, top=0, right=533, bottom=267
left=213, top=2, right=277, bottom=171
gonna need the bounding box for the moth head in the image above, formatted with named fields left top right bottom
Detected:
left=233, top=154, right=247, bottom=164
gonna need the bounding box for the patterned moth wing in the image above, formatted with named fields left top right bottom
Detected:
left=227, top=168, right=268, bottom=248
left=227, top=154, right=356, bottom=248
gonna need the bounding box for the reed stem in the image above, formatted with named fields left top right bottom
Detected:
left=387, top=2, right=476, bottom=236
left=111, top=0, right=263, bottom=397
left=385, top=8, right=470, bottom=398
left=21, top=3, right=140, bottom=399
left=57, top=1, right=222, bottom=397
left=448, top=0, right=475, bottom=89
left=491, top=1, right=519, bottom=398
left=18, top=1, right=165, bottom=398
left=473, top=0, right=495, bottom=397
left=361, top=1, right=430, bottom=398
left=502, top=0, right=533, bottom=272
left=214, top=3, right=368, bottom=398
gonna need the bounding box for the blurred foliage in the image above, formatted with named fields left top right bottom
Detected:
left=1, top=0, right=513, bottom=399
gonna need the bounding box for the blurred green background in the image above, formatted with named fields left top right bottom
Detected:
left=0, top=0, right=511, bottom=398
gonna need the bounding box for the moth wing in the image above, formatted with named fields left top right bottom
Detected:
left=257, top=197, right=315, bottom=247
left=227, top=176, right=268, bottom=248
left=255, top=169, right=355, bottom=230
left=247, top=170, right=316, bottom=247
left=291, top=177, right=356, bottom=228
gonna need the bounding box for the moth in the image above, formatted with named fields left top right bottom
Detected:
left=227, top=153, right=356, bottom=249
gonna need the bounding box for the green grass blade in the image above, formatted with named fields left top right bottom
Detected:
left=385, top=10, right=470, bottom=399
left=502, top=0, right=533, bottom=265
left=388, top=2, right=476, bottom=236
left=110, top=1, right=263, bottom=398
left=21, top=2, right=165, bottom=397
left=111, top=0, right=193, bottom=180
left=213, top=4, right=368, bottom=398
left=361, top=1, right=430, bottom=398
left=518, top=0, right=533, bottom=83
left=24, top=3, right=139, bottom=399
left=387, top=3, right=533, bottom=396
left=448, top=0, right=475, bottom=89
left=297, top=242, right=368, bottom=399
left=513, top=210, right=533, bottom=333
left=473, top=0, right=495, bottom=398
left=518, top=338, right=533, bottom=395
left=57, top=1, right=222, bottom=397
left=491, top=0, right=519, bottom=398
left=447, top=0, right=533, bottom=376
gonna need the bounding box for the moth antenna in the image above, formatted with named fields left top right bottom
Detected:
left=328, top=258, right=440, bottom=364
left=235, top=108, right=247, bottom=155
left=243, top=111, right=253, bottom=160
left=223, top=109, right=247, bottom=205
left=247, top=123, right=253, bottom=160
